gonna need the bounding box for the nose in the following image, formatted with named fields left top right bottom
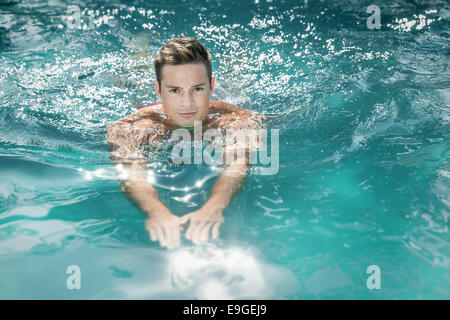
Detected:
left=181, top=91, right=194, bottom=109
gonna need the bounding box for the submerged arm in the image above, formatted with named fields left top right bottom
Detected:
left=208, top=154, right=249, bottom=211
left=182, top=155, right=249, bottom=244
left=182, top=110, right=266, bottom=243
left=107, top=121, right=181, bottom=249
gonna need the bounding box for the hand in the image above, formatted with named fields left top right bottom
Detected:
left=145, top=209, right=184, bottom=250
left=180, top=204, right=224, bottom=244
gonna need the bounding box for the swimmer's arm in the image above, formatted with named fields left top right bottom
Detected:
left=115, top=161, right=181, bottom=249
left=182, top=112, right=266, bottom=242
left=106, top=122, right=164, bottom=215
left=106, top=123, right=181, bottom=248
left=182, top=155, right=249, bottom=243
left=207, top=157, right=249, bottom=210
left=116, top=162, right=163, bottom=214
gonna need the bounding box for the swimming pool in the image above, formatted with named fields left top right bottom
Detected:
left=0, top=0, right=449, bottom=299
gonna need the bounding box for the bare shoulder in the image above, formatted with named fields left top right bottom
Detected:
left=106, top=103, right=170, bottom=151
left=208, top=100, right=266, bottom=129
left=107, top=104, right=167, bottom=132
left=210, top=100, right=249, bottom=114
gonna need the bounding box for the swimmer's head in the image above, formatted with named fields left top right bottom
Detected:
left=153, top=35, right=215, bottom=127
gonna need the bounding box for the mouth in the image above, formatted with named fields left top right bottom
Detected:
left=178, top=111, right=198, bottom=118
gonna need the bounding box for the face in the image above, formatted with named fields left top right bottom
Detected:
left=155, top=63, right=215, bottom=127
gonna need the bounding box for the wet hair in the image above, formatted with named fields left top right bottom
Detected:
left=154, top=35, right=212, bottom=89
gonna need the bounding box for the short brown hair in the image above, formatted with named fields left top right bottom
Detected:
left=154, top=35, right=213, bottom=88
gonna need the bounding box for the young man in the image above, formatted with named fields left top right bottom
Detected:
left=107, top=35, right=265, bottom=250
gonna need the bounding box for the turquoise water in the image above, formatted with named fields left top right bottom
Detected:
left=0, top=0, right=449, bottom=299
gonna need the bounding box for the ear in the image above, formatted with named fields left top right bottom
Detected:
left=210, top=76, right=215, bottom=97
left=154, top=80, right=161, bottom=99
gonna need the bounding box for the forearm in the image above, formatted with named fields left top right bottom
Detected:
left=123, top=184, right=164, bottom=217
left=120, top=178, right=163, bottom=214
left=107, top=123, right=172, bottom=224
left=114, top=160, right=167, bottom=218
left=207, top=159, right=249, bottom=210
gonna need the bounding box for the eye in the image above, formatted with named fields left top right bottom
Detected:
left=169, top=88, right=179, bottom=93
left=194, top=87, right=204, bottom=92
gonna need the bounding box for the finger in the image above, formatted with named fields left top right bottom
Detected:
left=163, top=231, right=172, bottom=250
left=148, top=228, right=157, bottom=242
left=186, top=221, right=203, bottom=242
left=199, top=222, right=213, bottom=243
left=211, top=222, right=221, bottom=240
left=165, top=226, right=179, bottom=249
left=192, top=221, right=207, bottom=244
left=163, top=227, right=175, bottom=250
left=155, top=227, right=167, bottom=248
